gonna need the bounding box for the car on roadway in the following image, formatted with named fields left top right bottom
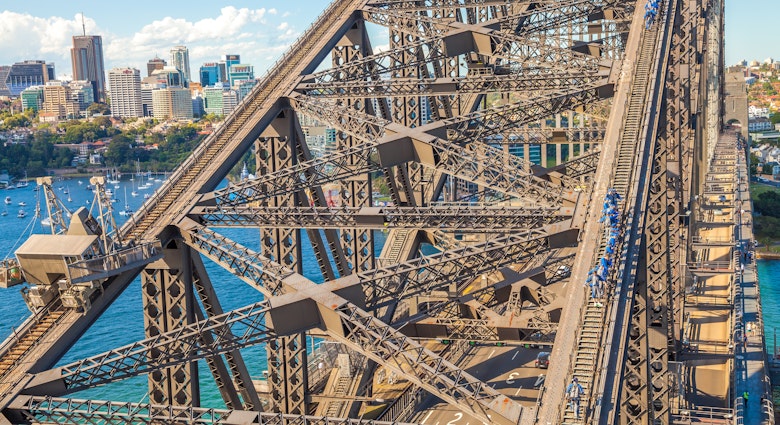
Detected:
left=535, top=351, right=550, bottom=368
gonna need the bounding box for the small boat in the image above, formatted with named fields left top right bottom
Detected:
left=18, top=201, right=26, bottom=207
left=144, top=193, right=151, bottom=199
left=17, top=209, right=26, bottom=218
left=41, top=217, right=51, bottom=226
left=4, top=196, right=10, bottom=205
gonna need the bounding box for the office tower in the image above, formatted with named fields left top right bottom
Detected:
left=151, top=66, right=185, bottom=87
left=199, top=62, right=221, bottom=86
left=71, top=35, right=106, bottom=102
left=170, top=46, right=191, bottom=84
left=42, top=82, right=79, bottom=120
left=141, top=82, right=164, bottom=117
left=108, top=68, right=143, bottom=118
left=4, top=60, right=55, bottom=96
left=235, top=79, right=256, bottom=101
left=68, top=80, right=95, bottom=111
left=147, top=56, right=167, bottom=77
left=152, top=87, right=192, bottom=120
left=221, top=89, right=238, bottom=115
left=203, top=83, right=227, bottom=115
left=220, top=54, right=240, bottom=83
left=228, top=64, right=254, bottom=87
left=20, top=86, right=44, bottom=111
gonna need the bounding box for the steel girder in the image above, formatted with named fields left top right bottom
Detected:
left=298, top=70, right=606, bottom=99
left=618, top=0, right=678, bottom=423
left=179, top=229, right=531, bottom=425
left=178, top=222, right=569, bottom=311
left=189, top=204, right=569, bottom=231
left=7, top=396, right=414, bottom=425
left=24, top=301, right=276, bottom=396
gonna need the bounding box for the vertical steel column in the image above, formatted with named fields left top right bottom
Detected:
left=256, top=111, right=308, bottom=414
left=332, top=23, right=375, bottom=274
left=141, top=244, right=199, bottom=407
left=620, top=248, right=650, bottom=424
left=190, top=251, right=262, bottom=411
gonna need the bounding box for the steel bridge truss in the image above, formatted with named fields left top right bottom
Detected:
left=0, top=0, right=686, bottom=424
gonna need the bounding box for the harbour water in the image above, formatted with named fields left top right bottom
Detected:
left=0, top=175, right=387, bottom=407
left=2, top=177, right=779, bottom=409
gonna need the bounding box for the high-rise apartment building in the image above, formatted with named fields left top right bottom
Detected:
left=152, top=87, right=192, bottom=120
left=108, top=67, right=143, bottom=118
left=71, top=35, right=106, bottom=102
left=170, top=46, right=191, bottom=85
left=42, top=82, right=79, bottom=120
left=3, top=60, right=55, bottom=96
left=147, top=56, right=167, bottom=77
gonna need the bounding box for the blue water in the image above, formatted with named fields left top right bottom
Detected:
left=0, top=176, right=387, bottom=407
left=758, top=260, right=780, bottom=356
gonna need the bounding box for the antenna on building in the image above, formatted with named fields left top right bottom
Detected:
left=81, top=13, right=86, bottom=36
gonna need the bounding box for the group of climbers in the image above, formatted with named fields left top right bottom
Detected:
left=584, top=188, right=623, bottom=308
left=645, top=0, right=660, bottom=29
left=568, top=189, right=623, bottom=419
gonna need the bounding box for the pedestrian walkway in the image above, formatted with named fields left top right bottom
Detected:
left=732, top=131, right=774, bottom=424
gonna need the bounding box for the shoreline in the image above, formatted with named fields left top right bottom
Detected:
left=757, top=251, right=780, bottom=260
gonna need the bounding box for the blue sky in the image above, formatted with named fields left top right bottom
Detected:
left=0, top=1, right=770, bottom=82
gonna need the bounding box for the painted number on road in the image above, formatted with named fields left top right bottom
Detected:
left=506, top=372, right=520, bottom=385
left=446, top=412, right=463, bottom=425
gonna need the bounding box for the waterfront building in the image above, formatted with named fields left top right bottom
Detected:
left=108, top=68, right=143, bottom=118
left=170, top=46, right=191, bottom=84
left=3, top=60, right=55, bottom=96
left=151, top=87, right=192, bottom=120
left=146, top=56, right=166, bottom=77
left=71, top=35, right=106, bottom=102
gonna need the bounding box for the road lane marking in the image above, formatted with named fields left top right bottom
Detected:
left=488, top=349, right=496, bottom=359
left=421, top=411, right=433, bottom=424
left=514, top=385, right=523, bottom=396
left=512, top=350, right=519, bottom=361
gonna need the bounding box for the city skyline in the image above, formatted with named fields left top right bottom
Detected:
left=0, top=1, right=771, bottom=83
left=0, top=1, right=332, bottom=83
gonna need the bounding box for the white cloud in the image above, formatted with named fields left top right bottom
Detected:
left=0, top=7, right=300, bottom=83
left=0, top=12, right=102, bottom=79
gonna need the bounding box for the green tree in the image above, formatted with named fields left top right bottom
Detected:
left=104, top=134, right=134, bottom=166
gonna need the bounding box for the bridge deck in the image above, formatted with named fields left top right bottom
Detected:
left=731, top=132, right=774, bottom=423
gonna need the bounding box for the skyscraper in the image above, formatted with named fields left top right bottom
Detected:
left=170, top=46, right=191, bottom=85
left=108, top=67, right=142, bottom=118
left=71, top=35, right=106, bottom=102
left=147, top=56, right=167, bottom=77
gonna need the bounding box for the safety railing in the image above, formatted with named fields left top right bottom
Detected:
left=67, top=241, right=163, bottom=284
